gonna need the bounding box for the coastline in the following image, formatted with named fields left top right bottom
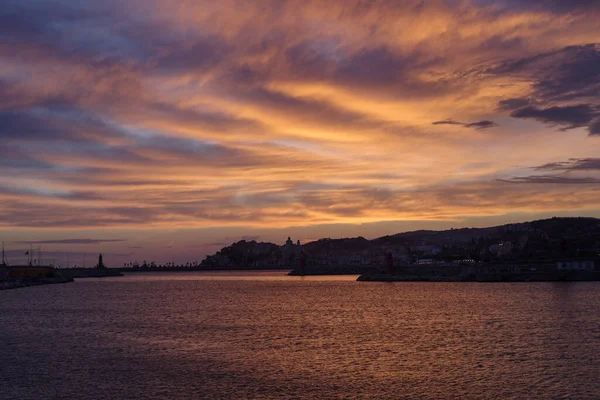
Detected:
left=57, top=268, right=124, bottom=279
left=0, top=267, right=123, bottom=291
left=286, top=260, right=600, bottom=282
left=0, top=275, right=74, bottom=291
left=357, top=270, right=600, bottom=282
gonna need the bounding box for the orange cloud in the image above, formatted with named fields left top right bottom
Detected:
left=0, top=0, right=599, bottom=265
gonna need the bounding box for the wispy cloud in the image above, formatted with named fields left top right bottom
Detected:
left=432, top=119, right=498, bottom=130
left=510, top=105, right=598, bottom=131
left=533, top=158, right=600, bottom=171
left=501, top=158, right=600, bottom=186
left=490, top=44, right=600, bottom=136
left=0, top=0, right=598, bottom=257
left=499, top=176, right=600, bottom=184
left=16, top=239, right=127, bottom=245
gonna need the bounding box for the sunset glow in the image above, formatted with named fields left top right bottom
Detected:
left=1, top=0, right=599, bottom=264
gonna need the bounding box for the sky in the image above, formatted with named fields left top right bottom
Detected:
left=0, top=0, right=599, bottom=266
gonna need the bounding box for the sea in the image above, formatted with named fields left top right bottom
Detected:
left=1, top=271, right=599, bottom=399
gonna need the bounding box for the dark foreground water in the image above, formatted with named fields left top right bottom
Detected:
left=1, top=272, right=600, bottom=399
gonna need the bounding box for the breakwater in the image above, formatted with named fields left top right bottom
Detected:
left=57, top=268, right=123, bottom=279
left=358, top=269, right=600, bottom=282
left=1, top=267, right=123, bottom=291
left=287, top=264, right=378, bottom=276
left=287, top=261, right=600, bottom=282
left=0, top=275, right=74, bottom=290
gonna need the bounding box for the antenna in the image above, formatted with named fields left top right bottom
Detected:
left=1, top=241, right=6, bottom=266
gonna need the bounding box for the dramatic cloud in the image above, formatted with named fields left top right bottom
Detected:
left=510, top=105, right=598, bottom=130
left=0, top=0, right=599, bottom=264
left=493, top=44, right=600, bottom=135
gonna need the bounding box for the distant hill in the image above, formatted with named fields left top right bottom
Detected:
left=201, top=217, right=600, bottom=269
left=302, top=237, right=372, bottom=254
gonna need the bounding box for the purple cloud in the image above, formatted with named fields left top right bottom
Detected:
left=432, top=119, right=498, bottom=130
left=16, top=239, right=127, bottom=244
left=510, top=105, right=597, bottom=130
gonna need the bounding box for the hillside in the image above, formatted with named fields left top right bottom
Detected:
left=200, top=217, right=600, bottom=269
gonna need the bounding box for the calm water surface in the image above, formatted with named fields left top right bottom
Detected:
left=1, top=271, right=600, bottom=399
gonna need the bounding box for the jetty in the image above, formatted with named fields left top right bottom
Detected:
left=356, top=260, right=600, bottom=282
left=1, top=252, right=123, bottom=291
